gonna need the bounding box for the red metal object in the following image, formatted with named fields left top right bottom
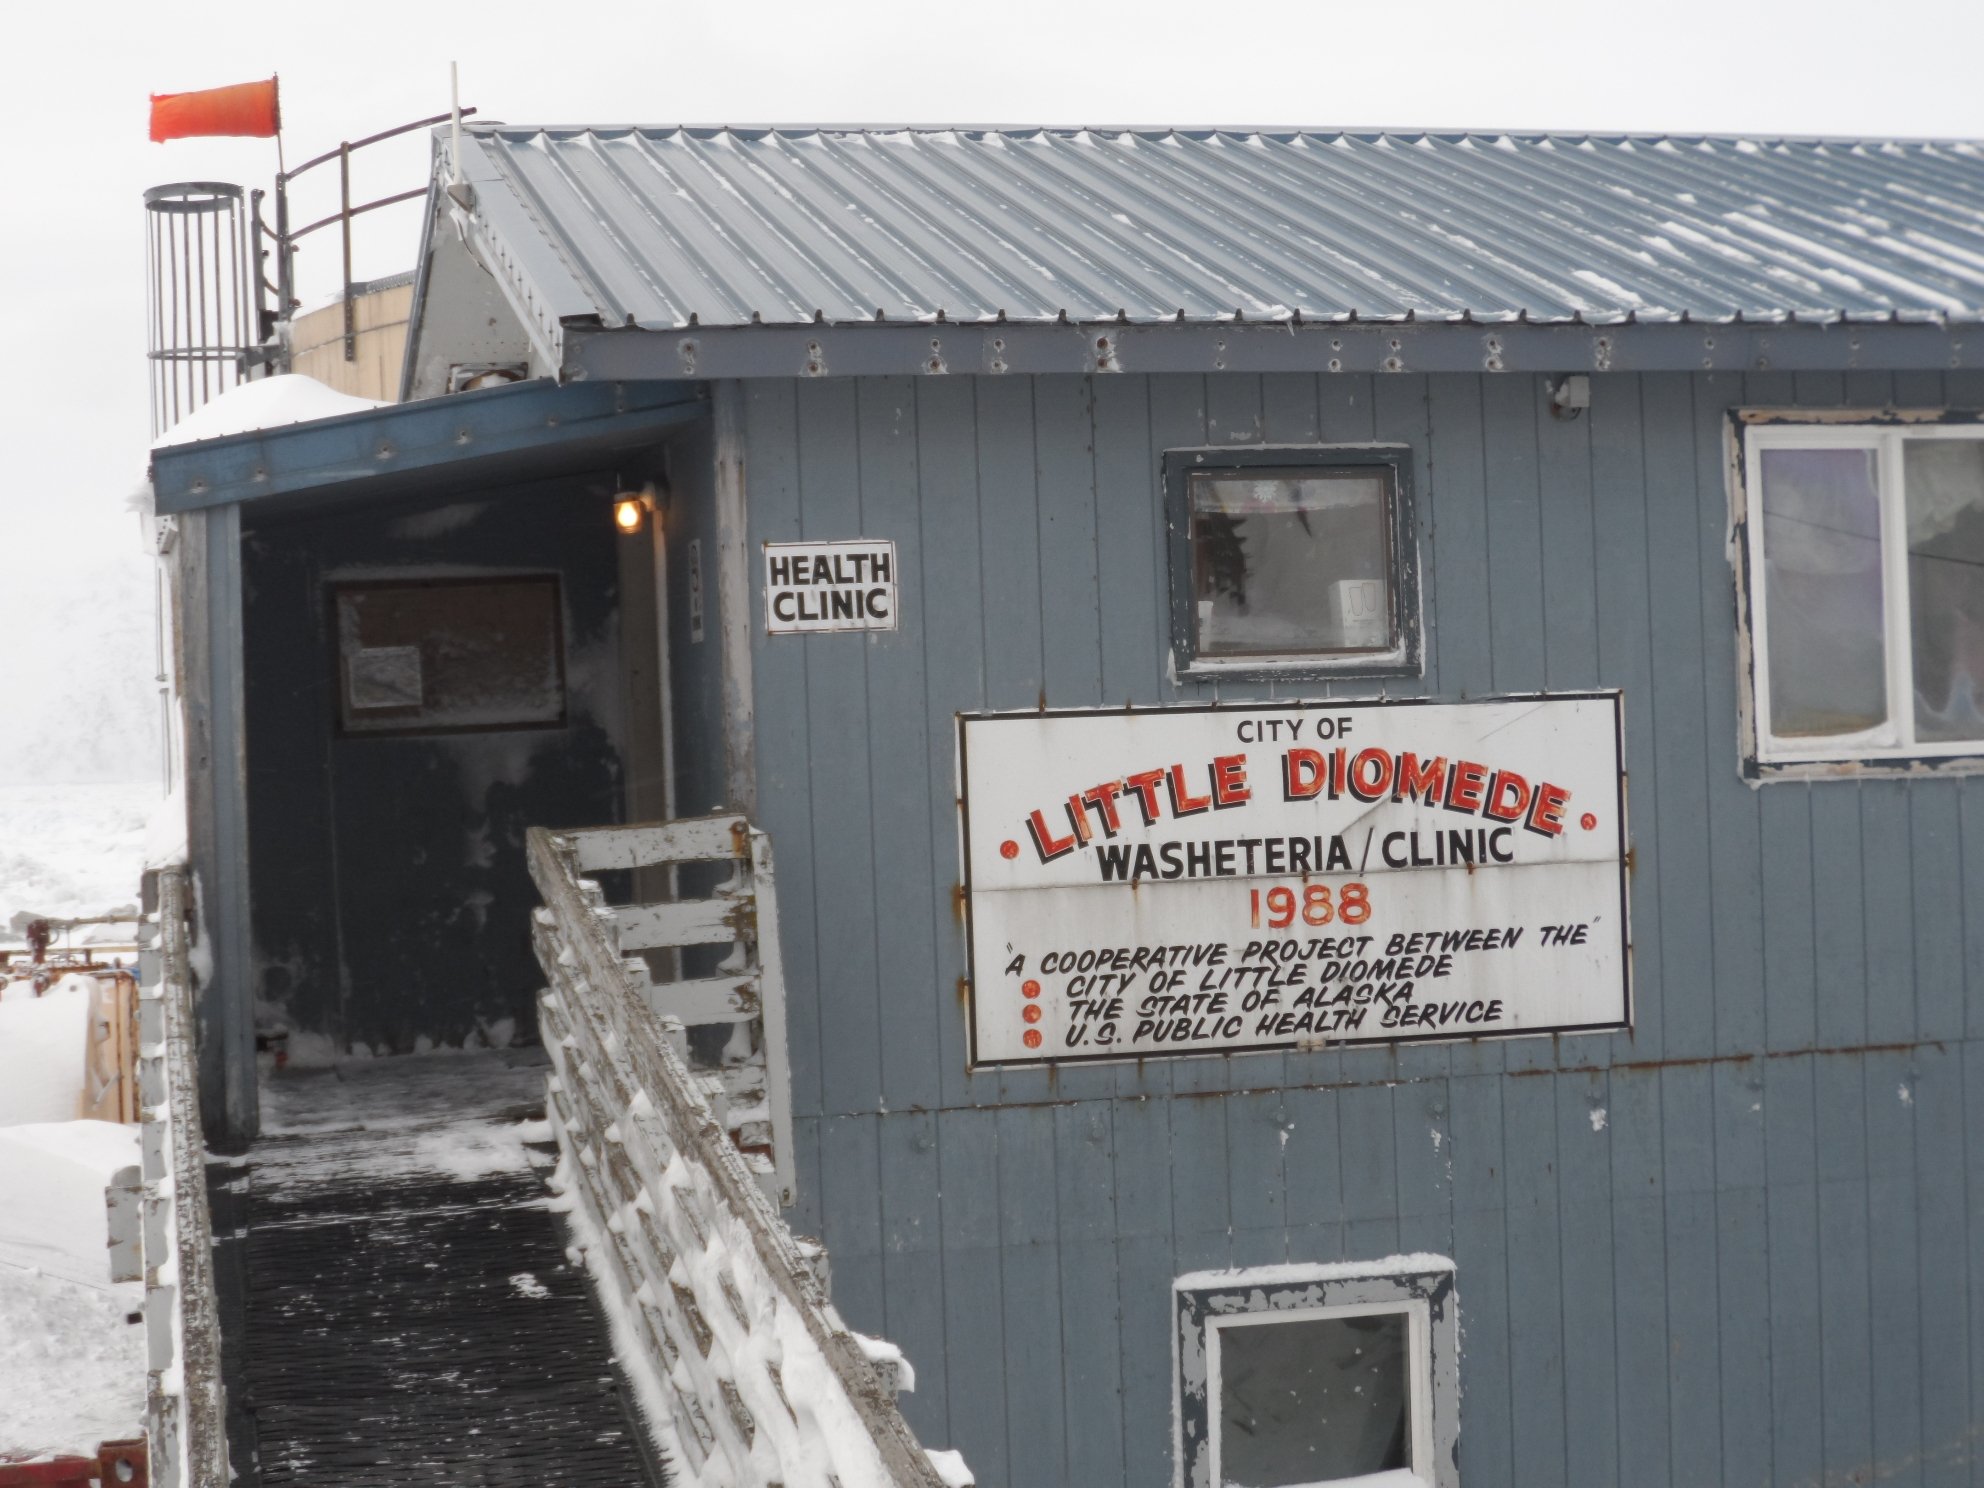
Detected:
left=0, top=1438, right=146, bottom=1487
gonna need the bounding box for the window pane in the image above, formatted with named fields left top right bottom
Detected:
left=1218, top=1312, right=1409, bottom=1487
left=1192, top=470, right=1393, bottom=657
left=1904, top=440, right=1984, bottom=743
left=1758, top=448, right=1886, bottom=738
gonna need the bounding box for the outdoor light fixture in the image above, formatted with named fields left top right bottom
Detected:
left=1549, top=374, right=1591, bottom=420
left=614, top=498, right=645, bottom=533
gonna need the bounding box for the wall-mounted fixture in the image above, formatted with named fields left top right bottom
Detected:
left=1549, top=374, right=1591, bottom=420
left=613, top=482, right=658, bottom=534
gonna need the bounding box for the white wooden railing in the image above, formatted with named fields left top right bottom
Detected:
left=528, top=817, right=964, bottom=1488
left=138, top=866, right=230, bottom=1488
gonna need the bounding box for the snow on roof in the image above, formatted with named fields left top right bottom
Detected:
left=152, top=374, right=389, bottom=450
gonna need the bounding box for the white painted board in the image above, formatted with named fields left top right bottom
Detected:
left=763, top=539, right=897, bottom=633
left=958, top=695, right=1629, bottom=1066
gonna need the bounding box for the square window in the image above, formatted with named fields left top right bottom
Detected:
left=331, top=576, right=567, bottom=736
left=1739, top=421, right=1984, bottom=773
left=1168, top=450, right=1420, bottom=679
left=1175, top=1259, right=1457, bottom=1488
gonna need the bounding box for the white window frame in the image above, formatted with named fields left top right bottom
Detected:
left=1738, top=417, right=1984, bottom=776
left=1174, top=1258, right=1459, bottom=1488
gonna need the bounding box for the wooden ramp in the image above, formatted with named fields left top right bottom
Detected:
left=233, top=1051, right=665, bottom=1488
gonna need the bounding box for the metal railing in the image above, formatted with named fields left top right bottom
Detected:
left=259, top=108, right=474, bottom=362
left=138, top=867, right=230, bottom=1488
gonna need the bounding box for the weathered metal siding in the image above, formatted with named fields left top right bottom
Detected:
left=740, top=369, right=1984, bottom=1488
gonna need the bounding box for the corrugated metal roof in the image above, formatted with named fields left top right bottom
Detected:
left=454, top=125, right=1984, bottom=334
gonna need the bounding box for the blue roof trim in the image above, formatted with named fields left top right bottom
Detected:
left=150, top=378, right=706, bottom=515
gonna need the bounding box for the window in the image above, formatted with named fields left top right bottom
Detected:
left=1175, top=1259, right=1457, bottom=1488
left=1740, top=421, right=1984, bottom=771
left=331, top=576, right=567, bottom=735
left=1167, top=448, right=1420, bottom=678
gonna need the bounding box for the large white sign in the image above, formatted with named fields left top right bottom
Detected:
left=959, top=695, right=1629, bottom=1066
left=763, top=539, right=897, bottom=634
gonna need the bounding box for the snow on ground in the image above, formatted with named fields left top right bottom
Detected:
left=0, top=975, right=94, bottom=1127
left=0, top=1121, right=144, bottom=1462
left=0, top=782, right=157, bottom=927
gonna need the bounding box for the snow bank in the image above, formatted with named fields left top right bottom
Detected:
left=0, top=1121, right=144, bottom=1460
left=152, top=373, right=388, bottom=449
left=0, top=975, right=95, bottom=1127
left=0, top=1120, right=138, bottom=1287
left=0, top=782, right=154, bottom=925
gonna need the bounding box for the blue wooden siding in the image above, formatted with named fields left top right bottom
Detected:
left=741, top=370, right=1984, bottom=1488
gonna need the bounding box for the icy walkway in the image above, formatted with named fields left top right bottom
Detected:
left=232, top=1050, right=664, bottom=1487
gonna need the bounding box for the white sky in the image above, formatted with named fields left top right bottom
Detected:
left=0, top=0, right=1979, bottom=760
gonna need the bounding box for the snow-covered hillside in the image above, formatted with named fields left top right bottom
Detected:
left=0, top=783, right=156, bottom=924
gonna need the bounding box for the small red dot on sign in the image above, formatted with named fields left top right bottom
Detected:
left=1022, top=979, right=1041, bottom=998
left=1023, top=1004, right=1043, bottom=1024
left=1023, top=1029, right=1043, bottom=1049
left=1000, top=839, right=1020, bottom=860
left=1580, top=812, right=1598, bottom=831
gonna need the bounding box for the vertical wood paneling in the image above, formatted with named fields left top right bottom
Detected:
left=1642, top=375, right=1717, bottom=1065
left=735, top=369, right=1983, bottom=1488
left=1910, top=783, right=1968, bottom=1044
left=818, top=1112, right=885, bottom=1334
left=937, top=1106, right=1007, bottom=1481
left=1862, top=783, right=1918, bottom=1048
left=1765, top=1054, right=1825, bottom=1487
left=1695, top=374, right=1767, bottom=1058
left=1502, top=1074, right=1566, bottom=1488
left=798, top=379, right=886, bottom=1118
left=745, top=379, right=826, bottom=1122
left=909, top=377, right=988, bottom=1115
left=1557, top=1069, right=1620, bottom=1487
left=1055, top=1101, right=1125, bottom=1488
left=1589, top=374, right=1663, bottom=1067
left=1866, top=1048, right=1924, bottom=1488
left=1659, top=1064, right=1722, bottom=1485
left=1112, top=1095, right=1176, bottom=1488
left=1712, top=1059, right=1772, bottom=1487
left=856, top=379, right=944, bottom=1115
left=877, top=1111, right=949, bottom=1447
left=996, top=1104, right=1065, bottom=1487
left=1912, top=1043, right=1970, bottom=1488
left=1449, top=1072, right=1513, bottom=1486
left=1610, top=1065, right=1670, bottom=1488
left=1815, top=1052, right=1875, bottom=1483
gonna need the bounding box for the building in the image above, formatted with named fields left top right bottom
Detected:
left=148, top=125, right=1984, bottom=1488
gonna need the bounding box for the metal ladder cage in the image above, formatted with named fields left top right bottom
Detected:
left=145, top=183, right=254, bottom=440
left=528, top=815, right=797, bottom=1208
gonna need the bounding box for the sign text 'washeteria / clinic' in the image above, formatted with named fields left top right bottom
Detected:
left=958, top=696, right=1630, bottom=1067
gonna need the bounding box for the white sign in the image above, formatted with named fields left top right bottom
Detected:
left=959, top=695, right=1629, bottom=1066
left=763, top=539, right=897, bottom=634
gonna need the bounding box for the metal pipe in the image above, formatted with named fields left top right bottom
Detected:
left=340, top=141, right=355, bottom=361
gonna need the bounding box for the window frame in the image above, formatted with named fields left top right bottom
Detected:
left=1173, top=1258, right=1459, bottom=1488
left=1736, top=414, right=1984, bottom=777
left=1165, top=446, right=1423, bottom=682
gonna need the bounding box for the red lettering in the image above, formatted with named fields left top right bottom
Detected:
left=1122, top=768, right=1166, bottom=825
left=1483, top=769, right=1532, bottom=823
left=1527, top=781, right=1570, bottom=837
left=1166, top=763, right=1212, bottom=816
left=1079, top=781, right=1125, bottom=835
left=1394, top=752, right=1447, bottom=805
left=1211, top=754, right=1251, bottom=807
left=1283, top=748, right=1326, bottom=800
left=1445, top=759, right=1488, bottom=814
left=1027, top=808, right=1076, bottom=861
left=1064, top=795, right=1093, bottom=844
left=1348, top=747, right=1394, bottom=802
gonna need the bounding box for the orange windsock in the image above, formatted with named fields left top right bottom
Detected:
left=150, top=77, right=281, bottom=143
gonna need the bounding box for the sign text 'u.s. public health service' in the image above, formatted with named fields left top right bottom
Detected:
left=958, top=696, right=1629, bottom=1066
left=763, top=539, right=897, bottom=634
